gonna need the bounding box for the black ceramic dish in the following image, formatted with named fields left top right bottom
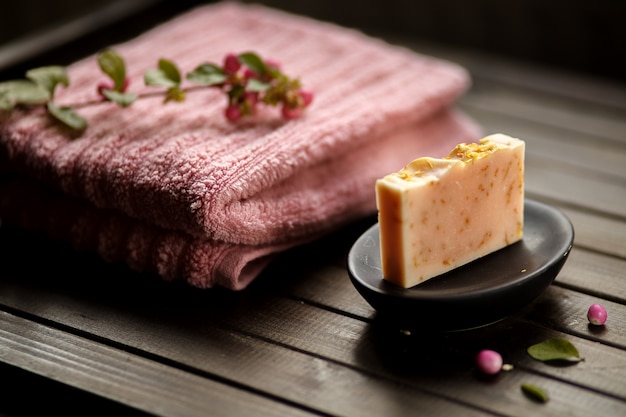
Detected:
left=347, top=199, right=574, bottom=331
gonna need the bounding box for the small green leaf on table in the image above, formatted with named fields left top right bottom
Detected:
left=521, top=383, right=550, bottom=403
left=527, top=338, right=583, bottom=363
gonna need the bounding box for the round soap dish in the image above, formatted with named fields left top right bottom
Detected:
left=347, top=199, right=574, bottom=331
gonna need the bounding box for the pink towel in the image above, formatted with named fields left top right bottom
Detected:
left=0, top=2, right=481, bottom=289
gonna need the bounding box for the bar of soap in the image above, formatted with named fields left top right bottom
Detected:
left=375, top=133, right=525, bottom=288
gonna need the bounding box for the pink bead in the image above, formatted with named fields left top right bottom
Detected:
left=96, top=77, right=130, bottom=98
left=298, top=89, right=314, bottom=107
left=225, top=105, right=241, bottom=122
left=243, top=68, right=259, bottom=80
left=96, top=81, right=114, bottom=97
left=281, top=105, right=302, bottom=120
left=476, top=349, right=503, bottom=375
left=587, top=304, right=607, bottom=325
left=223, top=53, right=241, bottom=75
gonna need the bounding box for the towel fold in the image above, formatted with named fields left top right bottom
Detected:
left=0, top=2, right=481, bottom=289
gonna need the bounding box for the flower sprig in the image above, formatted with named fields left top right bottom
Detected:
left=0, top=50, right=313, bottom=131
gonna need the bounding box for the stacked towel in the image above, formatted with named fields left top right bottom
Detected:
left=0, top=2, right=481, bottom=289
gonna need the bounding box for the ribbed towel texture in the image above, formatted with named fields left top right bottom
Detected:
left=0, top=2, right=481, bottom=289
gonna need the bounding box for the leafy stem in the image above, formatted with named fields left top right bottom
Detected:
left=0, top=49, right=313, bottom=132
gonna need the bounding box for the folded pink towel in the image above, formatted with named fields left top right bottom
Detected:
left=0, top=2, right=481, bottom=289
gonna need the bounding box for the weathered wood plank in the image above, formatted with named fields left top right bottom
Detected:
left=524, top=157, right=626, bottom=218
left=461, top=82, right=626, bottom=146
left=525, top=286, right=626, bottom=348
left=0, top=311, right=316, bottom=417
left=558, top=207, right=626, bottom=259
left=0, top=228, right=498, bottom=417
left=402, top=39, right=626, bottom=112
left=217, top=286, right=626, bottom=407
left=459, top=102, right=626, bottom=182
left=0, top=297, right=495, bottom=417
left=557, top=248, right=626, bottom=302
left=1, top=249, right=625, bottom=416
left=0, top=360, right=152, bottom=417
left=2, top=282, right=624, bottom=417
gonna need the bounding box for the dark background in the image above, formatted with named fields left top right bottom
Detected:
left=0, top=0, right=624, bottom=84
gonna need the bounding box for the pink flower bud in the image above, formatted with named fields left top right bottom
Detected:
left=97, top=77, right=130, bottom=98
left=587, top=304, right=607, bottom=325
left=476, top=349, right=503, bottom=375
left=97, top=81, right=114, bottom=98
left=243, top=68, right=260, bottom=80
left=298, top=89, right=314, bottom=107
left=225, top=104, right=241, bottom=122
left=281, top=105, right=302, bottom=120
left=223, top=53, right=241, bottom=75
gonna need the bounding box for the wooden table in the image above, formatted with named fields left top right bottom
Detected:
left=1, top=3, right=625, bottom=417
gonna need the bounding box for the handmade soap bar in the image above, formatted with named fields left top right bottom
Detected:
left=375, top=134, right=525, bottom=288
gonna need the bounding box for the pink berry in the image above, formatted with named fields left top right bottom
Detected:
left=298, top=89, right=314, bottom=107
left=476, top=349, right=503, bottom=375
left=223, top=53, right=241, bottom=75
left=281, top=105, right=302, bottom=120
left=587, top=304, right=607, bottom=325
left=97, top=77, right=130, bottom=98
left=97, top=81, right=113, bottom=97
left=243, top=68, right=259, bottom=80
left=225, top=104, right=241, bottom=122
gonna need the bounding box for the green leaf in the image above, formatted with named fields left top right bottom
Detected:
left=144, top=68, right=178, bottom=88
left=246, top=78, right=270, bottom=92
left=144, top=69, right=173, bottom=87
left=238, top=52, right=267, bottom=76
left=266, top=65, right=281, bottom=79
left=98, top=50, right=126, bottom=91
left=101, top=89, right=137, bottom=107
left=527, top=338, right=582, bottom=363
left=521, top=383, right=549, bottom=403
left=25, top=66, right=69, bottom=96
left=0, top=96, right=10, bottom=110
left=144, top=59, right=182, bottom=89
left=0, top=80, right=50, bottom=110
left=186, top=63, right=226, bottom=86
left=158, top=59, right=181, bottom=84
left=47, top=102, right=87, bottom=131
